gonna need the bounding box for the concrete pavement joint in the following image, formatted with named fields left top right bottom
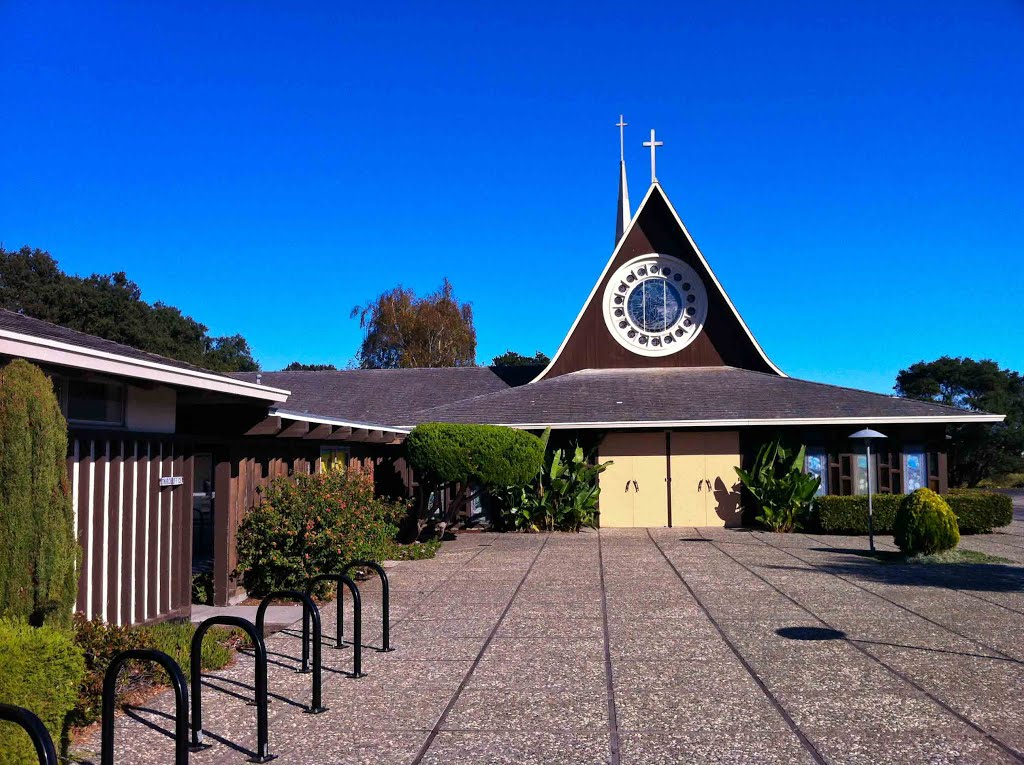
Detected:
left=596, top=530, right=621, bottom=765
left=408, top=534, right=552, bottom=765
left=697, top=529, right=1024, bottom=764
left=645, top=529, right=831, bottom=765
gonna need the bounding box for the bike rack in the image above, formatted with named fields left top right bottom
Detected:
left=342, top=560, right=394, bottom=652
left=306, top=574, right=364, bottom=678
left=255, top=591, right=327, bottom=714
left=190, top=616, right=274, bottom=762
left=0, top=704, right=59, bottom=765
left=101, top=649, right=189, bottom=765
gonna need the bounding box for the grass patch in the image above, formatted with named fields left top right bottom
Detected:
left=905, top=548, right=1011, bottom=565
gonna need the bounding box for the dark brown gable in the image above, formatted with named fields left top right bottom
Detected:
left=538, top=185, right=782, bottom=379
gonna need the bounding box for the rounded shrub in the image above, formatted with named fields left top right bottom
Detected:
left=893, top=488, right=960, bottom=555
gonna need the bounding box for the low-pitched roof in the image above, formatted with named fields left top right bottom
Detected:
left=408, top=367, right=1004, bottom=428
left=232, top=366, right=539, bottom=427
left=0, top=309, right=288, bottom=402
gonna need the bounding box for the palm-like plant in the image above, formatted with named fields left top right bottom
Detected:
left=735, top=437, right=820, bottom=532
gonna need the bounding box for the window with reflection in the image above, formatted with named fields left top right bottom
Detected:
left=626, top=279, right=683, bottom=332
left=805, top=450, right=829, bottom=496
left=904, top=447, right=926, bottom=492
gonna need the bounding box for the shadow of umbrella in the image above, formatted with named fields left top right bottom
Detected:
left=776, top=626, right=847, bottom=641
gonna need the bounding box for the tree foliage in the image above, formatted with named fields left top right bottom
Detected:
left=0, top=246, right=259, bottom=372
left=283, top=361, right=338, bottom=371
left=406, top=423, right=544, bottom=535
left=351, top=278, right=476, bottom=368
left=895, top=356, right=1024, bottom=486
left=0, top=360, right=79, bottom=626
left=491, top=350, right=550, bottom=367
left=893, top=488, right=960, bottom=555
left=735, top=436, right=820, bottom=532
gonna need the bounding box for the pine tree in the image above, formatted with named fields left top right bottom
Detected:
left=0, top=360, right=79, bottom=625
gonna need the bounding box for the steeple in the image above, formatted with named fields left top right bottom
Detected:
left=615, top=115, right=631, bottom=245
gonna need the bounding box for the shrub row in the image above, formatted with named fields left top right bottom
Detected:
left=814, top=489, right=1013, bottom=535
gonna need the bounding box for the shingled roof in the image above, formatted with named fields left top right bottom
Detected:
left=0, top=309, right=288, bottom=402
left=232, top=366, right=540, bottom=427
left=0, top=308, right=213, bottom=373
left=408, top=367, right=1003, bottom=428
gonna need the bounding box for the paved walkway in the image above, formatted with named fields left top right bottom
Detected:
left=76, top=523, right=1024, bottom=764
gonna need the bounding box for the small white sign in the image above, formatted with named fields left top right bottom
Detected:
left=159, top=476, right=184, bottom=487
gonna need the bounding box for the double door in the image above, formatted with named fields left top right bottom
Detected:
left=598, top=430, right=741, bottom=528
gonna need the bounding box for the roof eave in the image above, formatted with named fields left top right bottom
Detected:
left=0, top=330, right=290, bottom=403
left=436, top=413, right=1006, bottom=430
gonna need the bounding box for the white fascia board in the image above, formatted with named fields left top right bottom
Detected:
left=531, top=182, right=786, bottom=383
left=270, top=408, right=411, bottom=434
left=479, top=414, right=1006, bottom=430
left=652, top=184, right=786, bottom=376
left=531, top=184, right=659, bottom=384
left=0, top=331, right=290, bottom=403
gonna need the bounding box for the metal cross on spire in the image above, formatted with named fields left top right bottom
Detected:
left=616, top=115, right=627, bottom=162
left=642, top=128, right=663, bottom=184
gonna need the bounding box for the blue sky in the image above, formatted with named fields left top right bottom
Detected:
left=1, top=1, right=1021, bottom=392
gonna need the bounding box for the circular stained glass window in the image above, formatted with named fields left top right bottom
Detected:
left=602, top=253, right=708, bottom=357
left=626, top=279, right=684, bottom=332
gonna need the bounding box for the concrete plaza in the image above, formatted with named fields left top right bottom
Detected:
left=78, top=518, right=1024, bottom=764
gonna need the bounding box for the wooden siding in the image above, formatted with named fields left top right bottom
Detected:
left=545, top=189, right=778, bottom=378
left=68, top=433, right=192, bottom=625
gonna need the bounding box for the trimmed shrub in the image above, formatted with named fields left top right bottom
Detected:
left=893, top=488, right=960, bottom=555
left=235, top=467, right=418, bottom=596
left=814, top=491, right=1012, bottom=535
left=407, top=423, right=545, bottom=535
left=406, top=423, right=544, bottom=489
left=0, top=359, right=79, bottom=626
left=944, top=489, right=1014, bottom=534
left=814, top=494, right=903, bottom=534
left=0, top=619, right=85, bottom=764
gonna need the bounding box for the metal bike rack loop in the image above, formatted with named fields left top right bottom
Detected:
left=306, top=573, right=364, bottom=678
left=342, top=560, right=394, bottom=652
left=0, top=704, right=59, bottom=765
left=190, top=615, right=274, bottom=762
left=255, top=590, right=327, bottom=714
left=101, top=649, right=189, bottom=765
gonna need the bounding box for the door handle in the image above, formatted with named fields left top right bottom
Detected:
left=697, top=479, right=703, bottom=492
left=632, top=480, right=639, bottom=492
left=705, top=479, right=713, bottom=492
left=625, top=481, right=631, bottom=493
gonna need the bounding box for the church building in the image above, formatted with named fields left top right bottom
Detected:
left=245, top=125, right=1002, bottom=529
left=0, top=122, right=1003, bottom=624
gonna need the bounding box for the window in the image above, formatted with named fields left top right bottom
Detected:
left=65, top=378, right=125, bottom=426
left=903, top=447, right=927, bottom=492
left=805, top=450, right=829, bottom=496
left=854, top=454, right=870, bottom=495
left=319, top=446, right=349, bottom=473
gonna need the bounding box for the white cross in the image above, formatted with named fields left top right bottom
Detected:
left=616, top=115, right=627, bottom=162
left=643, top=128, right=663, bottom=183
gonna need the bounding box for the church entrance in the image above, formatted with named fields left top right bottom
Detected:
left=598, top=430, right=742, bottom=528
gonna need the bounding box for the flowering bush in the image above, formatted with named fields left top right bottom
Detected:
left=235, top=467, right=418, bottom=596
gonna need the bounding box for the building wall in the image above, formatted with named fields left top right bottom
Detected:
left=67, top=432, right=193, bottom=625
left=124, top=384, right=176, bottom=433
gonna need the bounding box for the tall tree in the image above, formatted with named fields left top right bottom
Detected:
left=283, top=362, right=338, bottom=371
left=895, top=356, right=1024, bottom=486
left=491, top=350, right=550, bottom=367
left=351, top=278, right=476, bottom=368
left=0, top=360, right=79, bottom=626
left=0, top=246, right=260, bottom=372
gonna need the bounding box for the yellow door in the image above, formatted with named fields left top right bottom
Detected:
left=633, top=436, right=669, bottom=527
left=704, top=431, right=742, bottom=527
left=669, top=432, right=707, bottom=527
left=598, top=432, right=668, bottom=528
left=598, top=433, right=637, bottom=527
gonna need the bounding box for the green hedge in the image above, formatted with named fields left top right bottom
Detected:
left=0, top=620, right=85, bottom=764
left=814, top=489, right=1012, bottom=535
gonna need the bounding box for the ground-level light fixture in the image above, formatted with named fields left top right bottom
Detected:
left=849, top=428, right=887, bottom=553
